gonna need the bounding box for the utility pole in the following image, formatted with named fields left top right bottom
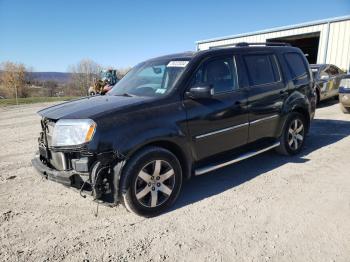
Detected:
left=14, top=83, right=18, bottom=105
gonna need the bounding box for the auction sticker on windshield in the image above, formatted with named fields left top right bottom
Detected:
left=167, top=61, right=189, bottom=67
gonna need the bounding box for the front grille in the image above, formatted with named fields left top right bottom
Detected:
left=39, top=118, right=68, bottom=170
left=40, top=118, right=55, bottom=147
left=38, top=118, right=92, bottom=171
left=46, top=121, right=55, bottom=147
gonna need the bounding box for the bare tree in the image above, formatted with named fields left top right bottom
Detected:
left=68, top=59, right=102, bottom=96
left=0, top=61, right=27, bottom=103
left=116, top=67, right=132, bottom=79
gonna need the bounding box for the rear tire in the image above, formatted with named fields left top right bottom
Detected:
left=276, top=112, right=306, bottom=156
left=119, top=146, right=183, bottom=217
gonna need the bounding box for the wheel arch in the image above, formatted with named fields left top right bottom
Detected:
left=282, top=91, right=312, bottom=134
left=124, top=139, right=192, bottom=181
left=146, top=140, right=192, bottom=180
left=290, top=105, right=311, bottom=133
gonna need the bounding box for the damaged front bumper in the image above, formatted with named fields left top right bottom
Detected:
left=31, top=154, right=89, bottom=187
left=33, top=117, right=125, bottom=204
left=31, top=152, right=124, bottom=205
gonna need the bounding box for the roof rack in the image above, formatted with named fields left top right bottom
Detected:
left=208, top=42, right=291, bottom=49
left=235, top=42, right=291, bottom=47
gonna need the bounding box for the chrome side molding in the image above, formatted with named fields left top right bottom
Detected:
left=194, top=141, right=281, bottom=176
left=196, top=122, right=249, bottom=139
left=249, top=114, right=279, bottom=125
left=195, top=114, right=279, bottom=140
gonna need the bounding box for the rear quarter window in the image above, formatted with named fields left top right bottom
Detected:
left=284, top=52, right=309, bottom=79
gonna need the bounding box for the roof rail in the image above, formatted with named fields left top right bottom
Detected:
left=235, top=42, right=291, bottom=47
left=208, top=42, right=291, bottom=49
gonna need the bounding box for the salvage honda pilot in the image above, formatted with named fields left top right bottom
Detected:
left=32, top=43, right=316, bottom=216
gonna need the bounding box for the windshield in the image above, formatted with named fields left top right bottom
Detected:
left=108, top=59, right=190, bottom=97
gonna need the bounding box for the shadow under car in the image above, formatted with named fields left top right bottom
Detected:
left=171, top=118, right=350, bottom=212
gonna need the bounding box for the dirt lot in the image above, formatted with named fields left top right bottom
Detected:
left=1, top=100, right=350, bottom=262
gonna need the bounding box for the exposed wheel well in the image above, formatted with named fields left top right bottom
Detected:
left=292, top=107, right=310, bottom=133
left=128, top=141, right=191, bottom=180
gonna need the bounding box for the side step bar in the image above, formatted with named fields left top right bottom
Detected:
left=195, top=141, right=280, bottom=176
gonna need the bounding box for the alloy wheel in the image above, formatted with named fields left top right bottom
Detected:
left=288, top=119, right=304, bottom=150
left=134, top=160, right=176, bottom=208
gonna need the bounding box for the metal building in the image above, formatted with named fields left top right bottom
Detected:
left=196, top=16, right=350, bottom=72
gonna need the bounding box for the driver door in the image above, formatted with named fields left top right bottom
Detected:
left=184, top=55, right=249, bottom=161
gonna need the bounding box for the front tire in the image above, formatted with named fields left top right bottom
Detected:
left=119, top=147, right=183, bottom=217
left=340, top=103, right=350, bottom=114
left=276, top=112, right=306, bottom=156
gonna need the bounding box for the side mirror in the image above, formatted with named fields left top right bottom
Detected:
left=186, top=85, right=213, bottom=99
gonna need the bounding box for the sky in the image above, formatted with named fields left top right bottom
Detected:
left=0, top=0, right=349, bottom=72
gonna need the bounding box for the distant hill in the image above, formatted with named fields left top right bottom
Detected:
left=31, top=72, right=72, bottom=84
left=0, top=71, right=72, bottom=84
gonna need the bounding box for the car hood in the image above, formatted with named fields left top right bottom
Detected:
left=38, top=95, right=151, bottom=120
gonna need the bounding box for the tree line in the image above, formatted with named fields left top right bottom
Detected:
left=0, top=59, right=131, bottom=99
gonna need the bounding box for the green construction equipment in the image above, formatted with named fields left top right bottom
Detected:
left=88, top=69, right=118, bottom=95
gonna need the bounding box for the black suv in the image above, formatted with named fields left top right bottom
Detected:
left=32, top=43, right=316, bottom=216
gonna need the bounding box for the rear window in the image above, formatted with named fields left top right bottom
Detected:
left=243, top=54, right=281, bottom=86
left=284, top=53, right=308, bottom=79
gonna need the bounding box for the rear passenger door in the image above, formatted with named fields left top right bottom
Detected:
left=243, top=53, right=286, bottom=142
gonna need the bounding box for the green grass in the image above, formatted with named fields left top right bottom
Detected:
left=0, top=96, right=79, bottom=106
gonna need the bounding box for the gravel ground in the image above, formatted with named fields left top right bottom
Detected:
left=0, top=100, right=350, bottom=262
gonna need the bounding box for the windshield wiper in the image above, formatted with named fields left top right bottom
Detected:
left=114, top=93, right=136, bottom=97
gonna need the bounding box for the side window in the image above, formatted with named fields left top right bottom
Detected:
left=320, top=67, right=329, bottom=79
left=328, top=66, right=339, bottom=76
left=284, top=52, right=308, bottom=79
left=324, top=66, right=333, bottom=77
left=191, top=56, right=238, bottom=94
left=243, top=54, right=280, bottom=86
